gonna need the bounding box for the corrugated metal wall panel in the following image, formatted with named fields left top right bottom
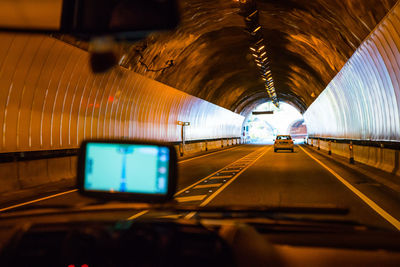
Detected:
left=304, top=2, right=400, bottom=141
left=0, top=34, right=244, bottom=153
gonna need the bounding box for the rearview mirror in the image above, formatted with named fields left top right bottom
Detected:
left=0, top=0, right=179, bottom=39
left=77, top=140, right=177, bottom=202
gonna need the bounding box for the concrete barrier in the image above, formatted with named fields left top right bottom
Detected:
left=0, top=156, right=78, bottom=195
left=69, top=156, right=78, bottom=178
left=395, top=151, right=400, bottom=176
left=308, top=138, right=399, bottom=177
left=18, top=159, right=49, bottom=188
left=174, top=138, right=241, bottom=158
left=0, top=162, right=19, bottom=194
left=48, top=157, right=74, bottom=183
left=5, top=157, right=76, bottom=192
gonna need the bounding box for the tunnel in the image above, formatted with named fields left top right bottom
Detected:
left=1, top=0, right=400, bottom=235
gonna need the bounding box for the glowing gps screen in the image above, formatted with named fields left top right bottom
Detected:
left=84, top=143, right=170, bottom=194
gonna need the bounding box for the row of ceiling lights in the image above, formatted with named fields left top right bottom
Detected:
left=239, top=1, right=279, bottom=108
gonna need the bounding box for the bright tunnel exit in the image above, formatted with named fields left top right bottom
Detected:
left=243, top=102, right=307, bottom=144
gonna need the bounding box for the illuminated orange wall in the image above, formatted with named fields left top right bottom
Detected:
left=0, top=34, right=244, bottom=153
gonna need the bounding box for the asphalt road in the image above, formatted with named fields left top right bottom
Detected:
left=2, top=144, right=400, bottom=231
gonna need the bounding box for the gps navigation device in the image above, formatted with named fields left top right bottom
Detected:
left=77, top=140, right=177, bottom=202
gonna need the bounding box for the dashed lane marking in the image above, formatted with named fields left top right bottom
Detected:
left=184, top=211, right=197, bottom=220
left=175, top=147, right=267, bottom=196
left=175, top=195, right=207, bottom=203
left=194, top=183, right=223, bottom=189
left=209, top=176, right=232, bottom=180
left=299, top=145, right=400, bottom=231
left=159, top=214, right=182, bottom=219
left=198, top=146, right=271, bottom=207
left=173, top=149, right=262, bottom=196
left=219, top=169, right=241, bottom=173
left=182, top=147, right=271, bottom=219
left=175, top=146, right=271, bottom=210
left=127, top=210, right=149, bottom=220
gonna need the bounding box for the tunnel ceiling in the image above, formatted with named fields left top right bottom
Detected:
left=115, top=0, right=396, bottom=114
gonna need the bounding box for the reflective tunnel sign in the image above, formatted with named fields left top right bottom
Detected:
left=178, top=121, right=190, bottom=126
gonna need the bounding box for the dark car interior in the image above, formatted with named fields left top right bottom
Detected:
left=0, top=1, right=400, bottom=266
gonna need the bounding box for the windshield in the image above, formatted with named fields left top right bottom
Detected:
left=0, top=0, right=400, bottom=235
left=276, top=136, right=291, bottom=140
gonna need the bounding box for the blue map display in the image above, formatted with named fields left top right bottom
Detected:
left=84, top=143, right=169, bottom=194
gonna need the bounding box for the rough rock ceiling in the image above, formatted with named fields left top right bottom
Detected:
left=119, top=0, right=396, bottom=114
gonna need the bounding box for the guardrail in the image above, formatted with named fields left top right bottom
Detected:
left=173, top=137, right=242, bottom=156
left=307, top=137, right=400, bottom=150
left=306, top=137, right=400, bottom=176
left=0, top=149, right=79, bottom=163
left=0, top=137, right=243, bottom=163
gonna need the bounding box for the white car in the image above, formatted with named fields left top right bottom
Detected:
left=274, top=135, right=294, bottom=152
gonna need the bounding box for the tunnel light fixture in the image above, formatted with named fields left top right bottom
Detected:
left=240, top=1, right=279, bottom=108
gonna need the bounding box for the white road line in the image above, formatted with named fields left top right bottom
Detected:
left=220, top=169, right=241, bottom=173
left=175, top=195, right=207, bottom=202
left=194, top=183, right=222, bottom=189
left=174, top=147, right=266, bottom=196
left=209, top=176, right=232, bottom=179
left=184, top=211, right=196, bottom=220
left=199, top=146, right=271, bottom=207
left=127, top=210, right=149, bottom=220
left=159, top=214, right=182, bottom=219
left=299, top=146, right=400, bottom=231
left=0, top=189, right=78, bottom=212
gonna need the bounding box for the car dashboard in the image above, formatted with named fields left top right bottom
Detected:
left=0, top=219, right=233, bottom=267
left=1, top=215, right=400, bottom=267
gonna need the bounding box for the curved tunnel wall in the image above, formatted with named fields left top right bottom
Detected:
left=0, top=34, right=244, bottom=154
left=304, top=2, right=400, bottom=142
